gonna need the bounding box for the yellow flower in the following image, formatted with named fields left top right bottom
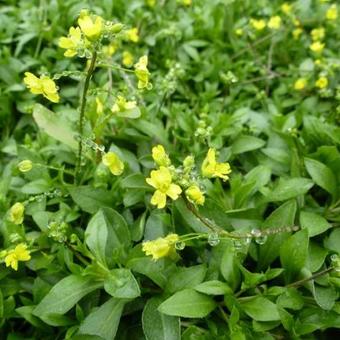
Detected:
left=326, top=4, right=338, bottom=20
left=4, top=243, right=31, bottom=271
left=311, top=27, right=325, bottom=41
left=268, top=16, right=282, bottom=30
left=8, top=203, right=25, bottom=225
left=126, top=28, right=139, bottom=43
left=152, top=145, right=171, bottom=167
left=24, top=72, right=60, bottom=103
left=18, top=160, right=33, bottom=173
left=185, top=185, right=205, bottom=205
left=235, top=28, right=243, bottom=36
left=281, top=3, right=292, bottom=14
left=134, top=55, right=151, bottom=89
left=96, top=97, right=104, bottom=116
left=78, top=13, right=103, bottom=40
left=122, top=51, right=134, bottom=67
left=142, top=233, right=179, bottom=260
left=103, top=42, right=118, bottom=57
left=292, top=28, right=303, bottom=39
left=294, top=78, right=307, bottom=90
left=178, top=0, right=192, bottom=5
left=111, top=95, right=137, bottom=114
left=315, top=76, right=328, bottom=89
left=146, top=166, right=182, bottom=209
left=201, top=148, right=232, bottom=181
left=250, top=19, right=266, bottom=31
left=102, top=152, right=124, bottom=175
left=310, top=41, right=325, bottom=53
left=146, top=0, right=156, bottom=7
left=58, top=26, right=82, bottom=57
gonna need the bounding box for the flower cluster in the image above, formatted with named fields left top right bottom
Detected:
left=146, top=145, right=231, bottom=209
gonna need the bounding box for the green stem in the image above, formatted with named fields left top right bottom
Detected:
left=286, top=267, right=334, bottom=288
left=75, top=52, right=97, bottom=184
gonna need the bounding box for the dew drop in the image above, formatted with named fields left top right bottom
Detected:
left=331, top=254, right=339, bottom=262
left=250, top=229, right=261, bottom=238
left=208, top=232, right=220, bottom=247
left=233, top=239, right=244, bottom=251
left=175, top=241, right=186, bottom=250
left=255, top=235, right=268, bottom=245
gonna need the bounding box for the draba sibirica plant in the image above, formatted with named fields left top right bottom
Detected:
left=2, top=1, right=340, bottom=339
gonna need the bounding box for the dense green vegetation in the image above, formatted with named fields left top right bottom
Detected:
left=0, top=0, right=340, bottom=339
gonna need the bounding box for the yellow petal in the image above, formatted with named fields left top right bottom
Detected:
left=166, top=183, right=182, bottom=200
left=151, top=190, right=167, bottom=209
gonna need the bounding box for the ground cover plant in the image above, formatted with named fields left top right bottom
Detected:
left=0, top=0, right=340, bottom=339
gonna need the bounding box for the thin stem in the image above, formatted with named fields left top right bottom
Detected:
left=286, top=267, right=334, bottom=288
left=75, top=52, right=97, bottom=184
left=98, top=62, right=135, bottom=73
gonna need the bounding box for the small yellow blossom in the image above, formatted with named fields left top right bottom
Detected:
left=58, top=26, right=82, bottom=57
left=294, top=19, right=301, bottom=27
left=326, top=4, right=338, bottom=20
left=8, top=203, right=25, bottom=225
left=294, top=78, right=307, bottom=90
left=268, top=16, right=282, bottom=30
left=293, top=28, right=303, bottom=39
left=142, top=234, right=179, bottom=260
left=311, top=27, right=325, bottom=41
left=134, top=55, right=151, bottom=89
left=111, top=95, right=137, bottom=114
left=235, top=28, right=243, bottom=36
left=96, top=97, right=104, bottom=116
left=126, top=28, right=139, bottom=43
left=78, top=13, right=103, bottom=40
left=281, top=3, right=292, bottom=14
left=122, top=51, right=134, bottom=67
left=146, top=0, right=156, bottom=7
left=315, top=59, right=322, bottom=65
left=315, top=76, right=328, bottom=89
left=180, top=0, right=192, bottom=5
left=250, top=19, right=266, bottom=31
left=24, top=72, right=60, bottom=103
left=146, top=166, right=182, bottom=209
left=18, top=160, right=33, bottom=173
left=103, top=42, right=118, bottom=57
left=102, top=152, right=124, bottom=176
left=152, top=145, right=171, bottom=167
left=310, top=41, right=325, bottom=53
left=201, top=148, right=232, bottom=181
left=185, top=185, right=205, bottom=205
left=4, top=243, right=31, bottom=271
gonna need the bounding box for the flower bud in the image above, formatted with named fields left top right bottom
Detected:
left=18, top=160, right=33, bottom=173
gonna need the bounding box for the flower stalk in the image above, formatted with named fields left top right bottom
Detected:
left=75, top=51, right=97, bottom=183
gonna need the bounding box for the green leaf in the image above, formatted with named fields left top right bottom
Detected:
left=142, top=297, right=180, bottom=340
left=78, top=298, right=125, bottom=340
left=69, top=186, right=115, bottom=214
left=265, top=178, right=313, bottom=202
left=194, top=280, right=232, bottom=295
left=33, top=275, right=102, bottom=321
left=85, top=208, right=131, bottom=266
left=166, top=265, right=207, bottom=293
left=280, top=229, right=309, bottom=282
left=258, top=200, right=297, bottom=269
left=231, top=135, right=266, bottom=154
left=33, top=104, right=77, bottom=149
left=313, top=285, right=337, bottom=311
left=158, top=289, right=216, bottom=318
left=300, top=211, right=331, bottom=237
left=220, top=241, right=240, bottom=290
left=304, top=158, right=337, bottom=196
left=240, top=296, right=280, bottom=321
left=121, top=173, right=150, bottom=190
left=116, top=106, right=141, bottom=119
left=324, top=229, right=340, bottom=254
left=104, top=269, right=140, bottom=299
